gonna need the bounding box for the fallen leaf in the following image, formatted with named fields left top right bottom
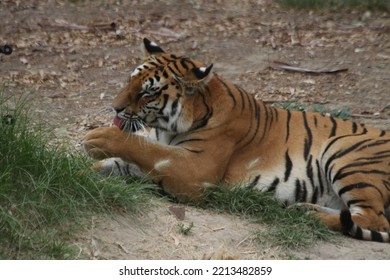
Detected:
left=168, top=205, right=185, bottom=220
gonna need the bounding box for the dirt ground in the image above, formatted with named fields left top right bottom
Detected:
left=1, top=0, right=389, bottom=259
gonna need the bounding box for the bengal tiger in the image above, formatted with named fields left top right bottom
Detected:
left=83, top=38, right=390, bottom=242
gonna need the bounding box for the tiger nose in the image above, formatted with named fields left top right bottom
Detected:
left=113, top=106, right=125, bottom=115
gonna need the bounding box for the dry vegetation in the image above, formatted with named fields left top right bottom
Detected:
left=0, top=0, right=389, bottom=259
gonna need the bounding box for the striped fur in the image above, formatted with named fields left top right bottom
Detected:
left=84, top=38, right=390, bottom=242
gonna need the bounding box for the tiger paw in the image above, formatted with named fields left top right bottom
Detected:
left=83, top=126, right=124, bottom=160
left=290, top=202, right=322, bottom=212
left=92, top=158, right=144, bottom=177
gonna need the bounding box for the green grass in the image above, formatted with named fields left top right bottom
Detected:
left=177, top=222, right=194, bottom=235
left=0, top=92, right=153, bottom=259
left=276, top=0, right=390, bottom=11
left=198, top=186, right=335, bottom=248
left=272, top=100, right=308, bottom=112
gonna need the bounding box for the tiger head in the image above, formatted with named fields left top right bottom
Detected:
left=113, top=38, right=213, bottom=133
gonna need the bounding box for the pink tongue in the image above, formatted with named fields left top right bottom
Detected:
left=113, top=116, right=124, bottom=128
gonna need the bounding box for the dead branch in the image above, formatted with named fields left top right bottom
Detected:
left=263, top=99, right=329, bottom=105
left=270, top=61, right=348, bottom=74
left=38, top=20, right=117, bottom=32
left=351, top=113, right=382, bottom=119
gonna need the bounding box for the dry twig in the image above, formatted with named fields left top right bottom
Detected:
left=270, top=61, right=348, bottom=74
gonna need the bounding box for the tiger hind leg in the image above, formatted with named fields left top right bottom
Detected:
left=319, top=133, right=390, bottom=241
left=295, top=202, right=390, bottom=239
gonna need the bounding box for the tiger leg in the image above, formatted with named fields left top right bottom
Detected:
left=297, top=201, right=389, bottom=233
left=341, top=187, right=390, bottom=232
left=92, top=157, right=145, bottom=177
left=89, top=127, right=155, bottom=177
left=319, top=133, right=390, bottom=240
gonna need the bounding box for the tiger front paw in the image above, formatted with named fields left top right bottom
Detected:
left=83, top=126, right=124, bottom=160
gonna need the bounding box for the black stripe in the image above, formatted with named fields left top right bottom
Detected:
left=162, top=55, right=176, bottom=63
left=356, top=154, right=390, bottom=161
left=260, top=103, right=269, bottom=142
left=329, top=117, right=337, bottom=138
left=245, top=95, right=261, bottom=146
left=162, top=69, right=169, bottom=79
left=306, top=155, right=315, bottom=191
left=179, top=58, right=189, bottom=70
left=311, top=187, right=319, bottom=204
left=247, top=175, right=261, bottom=189
left=266, top=177, right=280, bottom=193
left=155, top=129, right=160, bottom=141
left=371, top=230, right=384, bottom=242
left=356, top=205, right=373, bottom=209
left=356, top=139, right=390, bottom=152
left=352, top=122, right=358, bottom=133
left=167, top=65, right=180, bottom=77
left=302, top=181, right=308, bottom=202
left=285, top=110, right=291, bottom=142
left=375, top=150, right=390, bottom=156
left=273, top=107, right=279, bottom=123
left=159, top=115, right=169, bottom=123
left=171, top=95, right=180, bottom=116
left=189, top=90, right=213, bottom=131
left=155, top=57, right=164, bottom=65
left=302, top=111, right=312, bottom=160
left=284, top=151, right=292, bottom=182
left=172, top=61, right=181, bottom=74
left=267, top=106, right=274, bottom=133
left=316, top=160, right=325, bottom=196
left=340, top=209, right=354, bottom=231
left=234, top=84, right=246, bottom=113
left=313, top=115, right=318, bottom=127
left=158, top=94, right=169, bottom=115
left=334, top=169, right=390, bottom=186
left=379, top=130, right=386, bottom=137
left=183, top=148, right=204, bottom=154
left=383, top=180, right=390, bottom=192
left=170, top=122, right=178, bottom=132
left=236, top=93, right=255, bottom=146
left=114, top=160, right=123, bottom=176
left=217, top=76, right=236, bottom=109
left=294, top=179, right=307, bottom=202
left=355, top=227, right=363, bottom=239
left=125, top=164, right=131, bottom=176
left=338, top=182, right=376, bottom=197
left=324, top=138, right=372, bottom=178
left=347, top=199, right=366, bottom=208
left=332, top=160, right=383, bottom=183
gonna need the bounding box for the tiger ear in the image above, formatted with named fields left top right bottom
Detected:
left=192, top=64, right=213, bottom=82
left=182, top=64, right=214, bottom=95
left=142, top=38, right=165, bottom=56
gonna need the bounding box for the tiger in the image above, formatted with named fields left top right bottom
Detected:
left=83, top=38, right=390, bottom=242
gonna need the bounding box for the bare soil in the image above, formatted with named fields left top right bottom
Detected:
left=1, top=0, right=389, bottom=259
